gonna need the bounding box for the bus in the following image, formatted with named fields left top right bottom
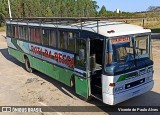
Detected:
left=6, top=18, right=154, bottom=105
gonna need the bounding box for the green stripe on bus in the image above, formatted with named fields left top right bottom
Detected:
left=11, top=38, right=23, bottom=51
left=8, top=48, right=24, bottom=63
left=117, top=71, right=138, bottom=82
left=75, top=76, right=89, bottom=98
left=8, top=47, right=74, bottom=87
left=26, top=54, right=74, bottom=86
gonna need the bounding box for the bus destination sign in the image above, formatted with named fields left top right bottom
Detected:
left=111, top=37, right=130, bottom=44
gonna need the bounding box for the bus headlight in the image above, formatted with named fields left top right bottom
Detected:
left=114, top=86, right=124, bottom=93
left=146, top=76, right=152, bottom=82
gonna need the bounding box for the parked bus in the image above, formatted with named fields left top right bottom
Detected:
left=6, top=18, right=154, bottom=105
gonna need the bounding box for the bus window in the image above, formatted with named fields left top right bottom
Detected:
left=60, top=31, right=68, bottom=50
left=106, top=37, right=134, bottom=64
left=35, top=28, right=41, bottom=43
left=42, top=29, right=49, bottom=46
left=24, top=27, right=28, bottom=40
left=68, top=32, right=76, bottom=52
left=15, top=26, right=19, bottom=39
left=11, top=25, right=15, bottom=38
left=76, top=39, right=86, bottom=68
left=19, top=26, right=24, bottom=39
left=50, top=30, right=57, bottom=47
left=6, top=25, right=11, bottom=37
left=135, top=36, right=148, bottom=56
left=30, top=28, right=35, bottom=42
left=106, top=40, right=113, bottom=65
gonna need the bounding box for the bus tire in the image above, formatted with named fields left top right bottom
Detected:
left=25, top=57, right=33, bottom=73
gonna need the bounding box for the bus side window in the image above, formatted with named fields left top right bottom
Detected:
left=68, top=32, right=76, bottom=52
left=60, top=31, right=68, bottom=50
left=11, top=25, right=15, bottom=38
left=15, top=26, right=19, bottom=39
left=30, top=28, right=35, bottom=42
left=50, top=30, right=57, bottom=47
left=24, top=26, right=28, bottom=41
left=42, top=29, right=49, bottom=46
left=76, top=39, right=86, bottom=68
left=35, top=28, right=41, bottom=43
left=7, top=25, right=11, bottom=37
left=19, top=26, right=24, bottom=39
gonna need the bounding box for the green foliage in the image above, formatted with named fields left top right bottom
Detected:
left=0, top=0, right=99, bottom=19
left=99, top=5, right=107, bottom=17
left=1, top=0, right=159, bottom=28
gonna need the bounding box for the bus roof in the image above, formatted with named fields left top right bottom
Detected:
left=6, top=18, right=151, bottom=38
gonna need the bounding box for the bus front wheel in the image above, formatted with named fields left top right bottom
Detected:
left=25, top=58, right=33, bottom=73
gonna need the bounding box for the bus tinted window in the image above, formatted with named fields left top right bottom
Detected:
left=19, top=26, right=24, bottom=39
left=24, top=27, right=28, bottom=40
left=11, top=25, right=15, bottom=38
left=60, top=31, right=68, bottom=50
left=76, top=39, right=86, bottom=68
left=135, top=36, right=148, bottom=55
left=35, top=28, right=41, bottom=43
left=68, top=32, right=76, bottom=52
left=30, top=28, right=35, bottom=42
left=43, top=29, right=49, bottom=46
left=6, top=25, right=11, bottom=37
left=15, top=26, right=19, bottom=39
left=50, top=30, right=57, bottom=47
left=59, top=31, right=77, bottom=52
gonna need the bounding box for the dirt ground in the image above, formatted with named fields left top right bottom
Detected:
left=0, top=32, right=160, bottom=115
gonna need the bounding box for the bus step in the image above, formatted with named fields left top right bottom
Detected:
left=94, top=85, right=102, bottom=89
left=91, top=94, right=102, bottom=101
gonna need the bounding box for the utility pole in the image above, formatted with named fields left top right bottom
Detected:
left=8, top=0, right=12, bottom=19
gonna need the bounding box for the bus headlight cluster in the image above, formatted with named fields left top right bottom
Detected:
left=114, top=86, right=124, bottom=93
left=146, top=76, right=152, bottom=82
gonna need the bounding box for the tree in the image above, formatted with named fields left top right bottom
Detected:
left=99, top=5, right=107, bottom=17
left=0, top=12, right=5, bottom=27
left=45, top=7, right=53, bottom=17
left=0, top=0, right=101, bottom=20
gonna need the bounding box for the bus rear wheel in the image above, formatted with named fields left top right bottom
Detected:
left=25, top=58, right=33, bottom=73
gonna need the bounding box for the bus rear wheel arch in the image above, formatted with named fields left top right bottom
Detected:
left=24, top=55, right=33, bottom=73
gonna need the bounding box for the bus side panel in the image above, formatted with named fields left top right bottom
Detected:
left=8, top=47, right=24, bottom=63
left=27, top=54, right=73, bottom=86
left=43, top=61, right=74, bottom=86
left=75, top=75, right=89, bottom=99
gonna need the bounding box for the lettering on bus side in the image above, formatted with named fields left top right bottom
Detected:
left=30, top=45, right=74, bottom=68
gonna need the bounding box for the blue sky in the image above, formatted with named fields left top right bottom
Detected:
left=96, top=0, right=160, bottom=12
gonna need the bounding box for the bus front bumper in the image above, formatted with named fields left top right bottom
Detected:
left=102, top=81, right=154, bottom=105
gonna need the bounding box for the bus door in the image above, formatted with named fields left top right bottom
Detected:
left=74, top=38, right=91, bottom=99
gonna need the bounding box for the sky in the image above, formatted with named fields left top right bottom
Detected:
left=96, top=0, right=160, bottom=12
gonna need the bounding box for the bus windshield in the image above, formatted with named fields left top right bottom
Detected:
left=106, top=36, right=134, bottom=64
left=105, top=35, right=150, bottom=74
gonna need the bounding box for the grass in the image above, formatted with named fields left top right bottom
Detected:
left=151, top=28, right=160, bottom=33
left=0, top=26, right=5, bottom=32
left=127, top=19, right=160, bottom=33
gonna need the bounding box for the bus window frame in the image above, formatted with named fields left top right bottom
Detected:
left=57, top=29, right=80, bottom=53
left=104, top=33, right=151, bottom=75
left=106, top=35, right=133, bottom=64
left=29, top=27, right=35, bottom=43
left=134, top=34, right=150, bottom=59
left=75, top=38, right=88, bottom=71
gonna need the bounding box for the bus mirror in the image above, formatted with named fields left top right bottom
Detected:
left=79, top=49, right=85, bottom=60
